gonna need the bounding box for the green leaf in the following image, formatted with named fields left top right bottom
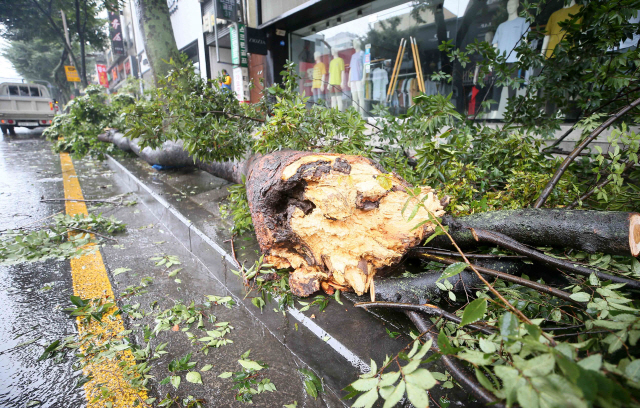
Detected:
left=186, top=371, right=202, bottom=384
left=351, top=387, right=378, bottom=408
left=304, top=379, right=318, bottom=399
left=578, top=354, right=602, bottom=372
left=625, top=359, right=640, bottom=382
left=360, top=359, right=377, bottom=379
left=112, top=267, right=131, bottom=276
left=569, top=292, right=591, bottom=302
left=378, top=371, right=401, bottom=388
left=499, top=312, right=519, bottom=339
left=350, top=378, right=378, bottom=392
left=406, top=382, right=429, bottom=408
left=459, top=298, right=487, bottom=327
left=201, top=364, right=213, bottom=372
left=405, top=369, right=437, bottom=390
left=218, top=372, right=233, bottom=378
left=437, top=262, right=467, bottom=282
left=516, top=384, right=539, bottom=408
left=238, top=359, right=264, bottom=371
left=168, top=268, right=182, bottom=277
left=382, top=381, right=405, bottom=408
left=170, top=375, right=181, bottom=390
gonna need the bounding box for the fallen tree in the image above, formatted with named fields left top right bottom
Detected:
left=98, top=132, right=640, bottom=297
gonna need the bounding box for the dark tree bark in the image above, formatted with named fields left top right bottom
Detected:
left=431, top=209, right=640, bottom=257
left=74, top=0, right=87, bottom=87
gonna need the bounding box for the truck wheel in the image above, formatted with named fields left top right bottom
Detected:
left=8, top=126, right=16, bottom=136
left=0, top=125, right=7, bottom=135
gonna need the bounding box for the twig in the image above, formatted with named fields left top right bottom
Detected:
left=470, top=229, right=640, bottom=290
left=356, top=301, right=497, bottom=335
left=41, top=198, right=122, bottom=205
left=416, top=253, right=585, bottom=307
left=566, top=159, right=636, bottom=209
left=202, top=110, right=265, bottom=122
left=0, top=210, right=64, bottom=233
left=411, top=247, right=526, bottom=260
left=224, top=236, right=240, bottom=268
left=534, top=96, right=640, bottom=208
left=67, top=227, right=119, bottom=242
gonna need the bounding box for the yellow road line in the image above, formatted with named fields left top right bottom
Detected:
left=60, top=152, right=147, bottom=407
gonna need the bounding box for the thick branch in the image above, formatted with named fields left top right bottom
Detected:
left=471, top=229, right=640, bottom=289
left=534, top=97, right=640, bottom=208
left=356, top=301, right=497, bottom=335
left=433, top=209, right=640, bottom=257
left=405, top=311, right=503, bottom=407
left=415, top=253, right=585, bottom=307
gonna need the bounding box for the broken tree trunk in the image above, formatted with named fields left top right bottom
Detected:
left=245, top=150, right=445, bottom=297
left=431, top=209, right=640, bottom=257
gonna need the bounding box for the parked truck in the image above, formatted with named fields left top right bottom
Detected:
left=0, top=82, right=56, bottom=135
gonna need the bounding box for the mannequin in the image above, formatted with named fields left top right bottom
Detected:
left=349, top=39, right=365, bottom=116
left=328, top=48, right=345, bottom=111
left=490, top=0, right=529, bottom=118
left=312, top=51, right=326, bottom=103
left=541, top=0, right=582, bottom=58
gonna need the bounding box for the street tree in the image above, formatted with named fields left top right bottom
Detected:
left=134, top=0, right=179, bottom=86
left=0, top=0, right=107, bottom=88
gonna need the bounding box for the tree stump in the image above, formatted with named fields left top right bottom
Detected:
left=246, top=151, right=445, bottom=297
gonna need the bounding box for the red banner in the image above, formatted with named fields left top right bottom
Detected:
left=96, top=64, right=108, bottom=87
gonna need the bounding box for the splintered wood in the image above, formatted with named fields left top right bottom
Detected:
left=246, top=151, right=445, bottom=297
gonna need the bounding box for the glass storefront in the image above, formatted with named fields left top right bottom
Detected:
left=290, top=0, right=582, bottom=119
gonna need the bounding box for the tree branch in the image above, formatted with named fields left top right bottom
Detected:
left=534, top=97, right=640, bottom=208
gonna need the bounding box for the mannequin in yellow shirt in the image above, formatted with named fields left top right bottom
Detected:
left=328, top=49, right=345, bottom=111
left=541, top=1, right=583, bottom=58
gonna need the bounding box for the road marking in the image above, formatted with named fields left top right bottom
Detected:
left=60, top=152, right=147, bottom=407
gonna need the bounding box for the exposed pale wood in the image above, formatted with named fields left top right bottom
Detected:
left=246, top=151, right=445, bottom=297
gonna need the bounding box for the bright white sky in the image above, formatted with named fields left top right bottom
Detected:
left=316, top=0, right=471, bottom=39
left=0, top=38, right=22, bottom=81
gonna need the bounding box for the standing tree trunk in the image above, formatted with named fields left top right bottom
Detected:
left=75, top=0, right=88, bottom=87
left=135, top=0, right=179, bottom=87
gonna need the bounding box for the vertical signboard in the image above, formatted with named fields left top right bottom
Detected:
left=64, top=66, right=81, bottom=82
left=96, top=64, right=108, bottom=86
left=232, top=67, right=250, bottom=103
left=230, top=23, right=248, bottom=67
left=109, top=11, right=125, bottom=55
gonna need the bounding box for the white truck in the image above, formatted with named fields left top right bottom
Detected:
left=0, top=82, right=56, bottom=135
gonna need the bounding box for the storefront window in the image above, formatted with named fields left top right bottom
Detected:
left=290, top=0, right=583, bottom=119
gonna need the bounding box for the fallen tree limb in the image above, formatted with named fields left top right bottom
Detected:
left=356, top=301, right=497, bottom=335
left=414, top=253, right=585, bottom=306
left=534, top=96, right=640, bottom=208
left=566, top=159, right=636, bottom=210
left=466, top=229, right=640, bottom=289
left=432, top=209, right=640, bottom=257
left=405, top=311, right=503, bottom=407
left=411, top=247, right=526, bottom=260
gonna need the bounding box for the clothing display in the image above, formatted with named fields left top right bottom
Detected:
left=544, top=4, right=583, bottom=58
left=328, top=58, right=345, bottom=86
left=409, top=78, right=420, bottom=103
left=424, top=80, right=438, bottom=96
left=493, top=17, right=530, bottom=63
left=312, top=62, right=326, bottom=89
left=371, top=68, right=389, bottom=102
left=349, top=51, right=364, bottom=82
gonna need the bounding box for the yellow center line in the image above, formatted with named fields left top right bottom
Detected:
left=60, top=152, right=147, bottom=407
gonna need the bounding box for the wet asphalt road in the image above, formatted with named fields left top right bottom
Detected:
left=0, top=129, right=345, bottom=407
left=0, top=128, right=85, bottom=407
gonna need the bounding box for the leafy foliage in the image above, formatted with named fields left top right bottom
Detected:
left=218, top=350, right=276, bottom=403
left=0, top=213, right=124, bottom=264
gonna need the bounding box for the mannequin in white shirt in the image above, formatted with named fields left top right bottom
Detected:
left=348, top=39, right=365, bottom=116
left=329, top=48, right=345, bottom=111
left=491, top=0, right=530, bottom=118
left=541, top=0, right=576, bottom=56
